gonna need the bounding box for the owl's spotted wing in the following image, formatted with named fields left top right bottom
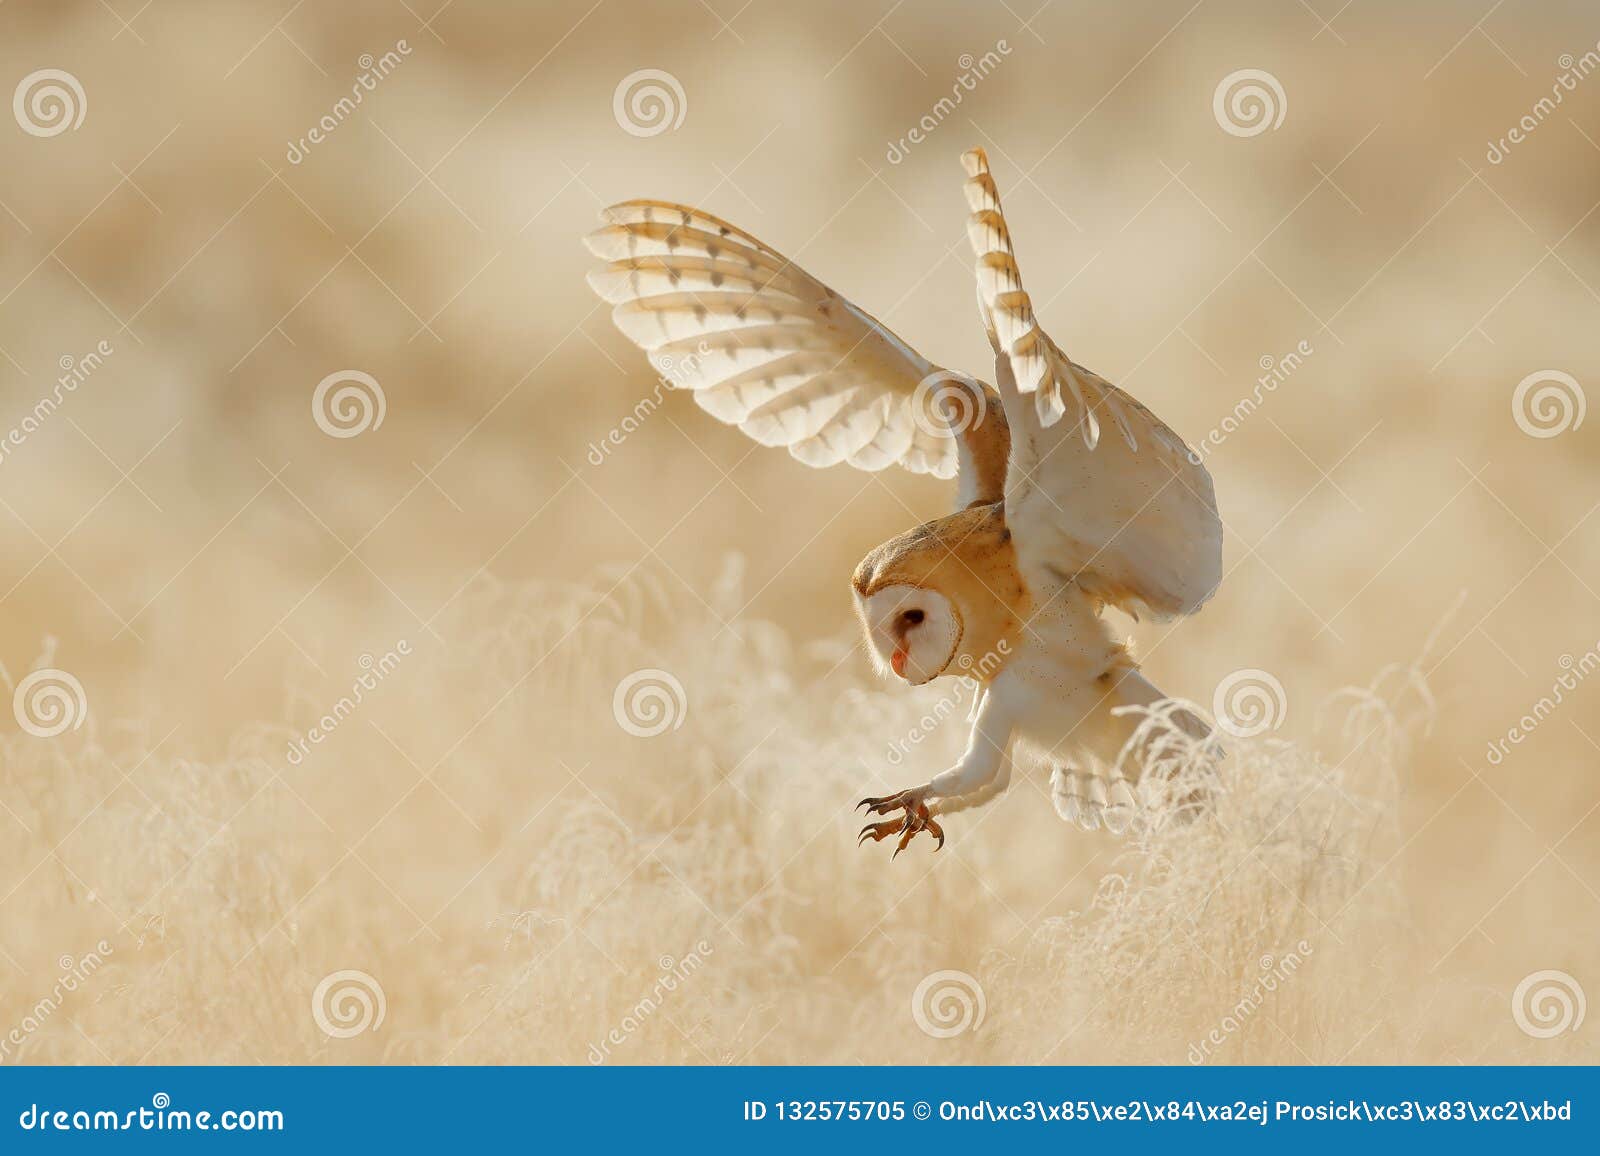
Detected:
left=586, top=200, right=990, bottom=483
left=960, top=149, right=1222, bottom=620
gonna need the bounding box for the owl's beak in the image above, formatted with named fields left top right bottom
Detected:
left=891, top=647, right=908, bottom=678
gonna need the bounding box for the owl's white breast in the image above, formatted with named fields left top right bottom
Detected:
left=991, top=584, right=1125, bottom=755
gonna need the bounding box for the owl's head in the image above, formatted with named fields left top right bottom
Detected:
left=855, top=584, right=961, bottom=686
left=851, top=502, right=1027, bottom=690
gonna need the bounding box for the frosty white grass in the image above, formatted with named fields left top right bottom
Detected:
left=0, top=563, right=1566, bottom=1064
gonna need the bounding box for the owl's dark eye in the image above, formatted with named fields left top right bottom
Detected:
left=902, top=609, right=925, bottom=626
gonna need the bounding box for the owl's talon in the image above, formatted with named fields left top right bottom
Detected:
left=859, top=819, right=902, bottom=845
left=855, top=788, right=942, bottom=856
left=858, top=789, right=925, bottom=816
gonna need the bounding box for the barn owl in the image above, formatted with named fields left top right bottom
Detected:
left=585, top=148, right=1222, bottom=854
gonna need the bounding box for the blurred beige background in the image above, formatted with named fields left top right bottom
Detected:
left=0, top=0, right=1595, bottom=1063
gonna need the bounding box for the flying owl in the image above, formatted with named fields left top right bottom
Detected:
left=584, top=148, right=1222, bottom=855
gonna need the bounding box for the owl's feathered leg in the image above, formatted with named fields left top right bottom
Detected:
left=856, top=681, right=1014, bottom=857
left=927, top=756, right=1011, bottom=818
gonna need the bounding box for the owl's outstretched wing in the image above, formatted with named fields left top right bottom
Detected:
left=960, top=149, right=1222, bottom=620
left=585, top=201, right=1007, bottom=501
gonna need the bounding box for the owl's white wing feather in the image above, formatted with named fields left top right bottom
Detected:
left=960, top=149, right=1222, bottom=620
left=585, top=201, right=957, bottom=478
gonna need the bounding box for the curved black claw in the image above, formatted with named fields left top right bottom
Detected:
left=855, top=790, right=943, bottom=856
left=858, top=792, right=903, bottom=815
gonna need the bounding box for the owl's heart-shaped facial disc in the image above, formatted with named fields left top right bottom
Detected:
left=856, top=584, right=960, bottom=686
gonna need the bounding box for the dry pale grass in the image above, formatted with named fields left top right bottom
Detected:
left=2, top=565, right=1590, bottom=1065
